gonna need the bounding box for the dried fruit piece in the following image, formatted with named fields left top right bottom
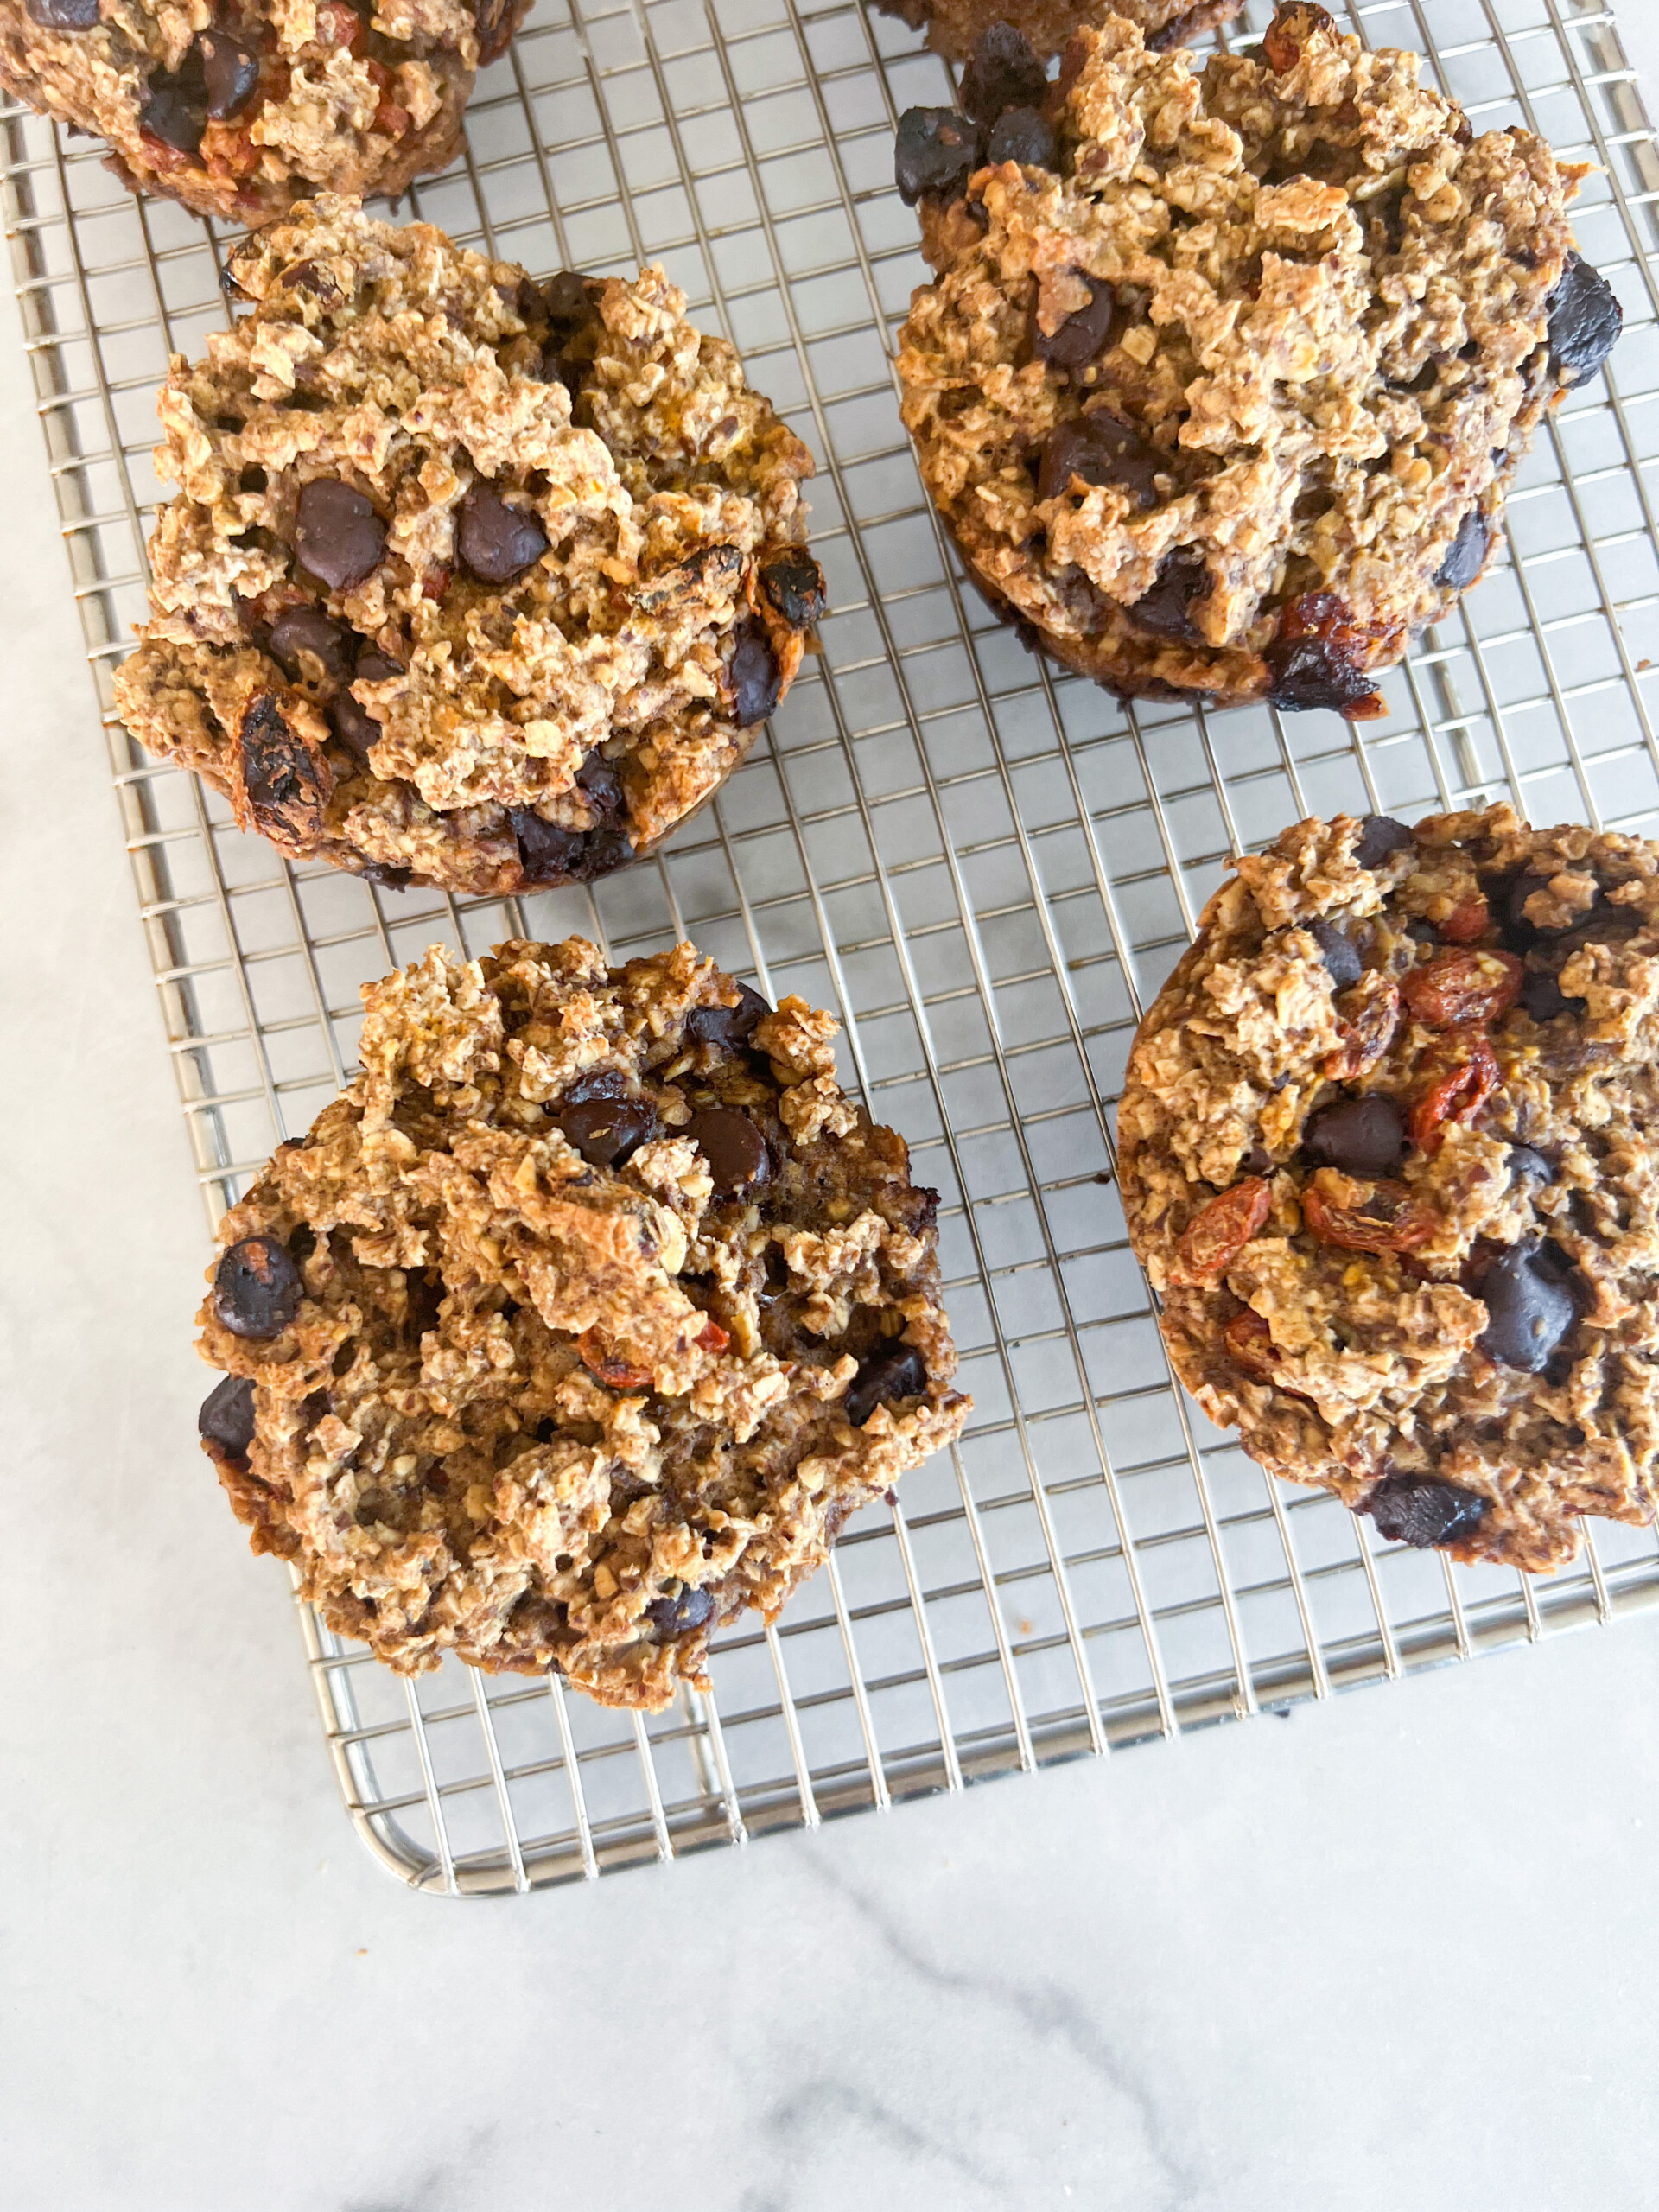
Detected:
left=1548, top=252, right=1623, bottom=389
left=1437, top=894, right=1490, bottom=944
left=988, top=107, right=1058, bottom=171
left=1264, top=592, right=1384, bottom=716
left=1301, top=1171, right=1434, bottom=1255
left=1408, top=1032, right=1499, bottom=1155
left=1169, top=1176, right=1271, bottom=1285
left=894, top=107, right=985, bottom=205
left=576, top=1331, right=652, bottom=1391
left=1262, top=3, right=1337, bottom=74
left=760, top=552, right=827, bottom=630
left=240, top=691, right=326, bottom=843
left=728, top=620, right=782, bottom=726
left=1436, top=508, right=1491, bottom=591
left=1401, top=949, right=1522, bottom=1029
left=1224, top=1309, right=1278, bottom=1380
left=1321, top=976, right=1400, bottom=1081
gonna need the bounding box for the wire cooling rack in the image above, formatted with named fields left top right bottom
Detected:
left=5, top=0, right=1659, bottom=1896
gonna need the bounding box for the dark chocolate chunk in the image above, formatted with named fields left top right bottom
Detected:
left=355, top=648, right=404, bottom=683
left=1509, top=1143, right=1554, bottom=1188
left=1130, top=548, right=1207, bottom=642
left=575, top=754, right=623, bottom=817
left=1032, top=278, right=1121, bottom=381
left=1307, top=917, right=1363, bottom=989
left=1477, top=1240, right=1579, bottom=1372
left=1036, top=410, right=1164, bottom=507
left=1519, top=969, right=1580, bottom=1022
left=240, top=692, right=325, bottom=842
left=1265, top=627, right=1379, bottom=715
left=327, top=690, right=382, bottom=762
left=294, top=478, right=385, bottom=591
left=1303, top=1095, right=1408, bottom=1178
left=213, top=1236, right=302, bottom=1339
left=988, top=106, right=1058, bottom=171
left=542, top=270, right=599, bottom=345
left=1363, top=1472, right=1488, bottom=1549
left=140, top=70, right=206, bottom=156
left=1353, top=814, right=1414, bottom=868
left=686, top=1108, right=770, bottom=1196
left=1435, top=506, right=1490, bottom=592
left=760, top=550, right=827, bottom=631
left=572, top=825, right=634, bottom=881
left=686, top=981, right=770, bottom=1050
left=359, top=860, right=412, bottom=891
left=198, top=1373, right=256, bottom=1455
left=200, top=30, right=259, bottom=118
left=269, top=605, right=354, bottom=686
left=1548, top=252, right=1623, bottom=389
left=843, top=1342, right=928, bottom=1427
left=457, top=483, right=549, bottom=585
left=556, top=1084, right=659, bottom=1168
left=645, top=1584, right=715, bottom=1638
left=510, top=810, right=584, bottom=886
left=26, top=0, right=101, bottom=26
left=894, top=106, right=985, bottom=206
left=729, top=619, right=781, bottom=726
left=959, top=21, right=1046, bottom=126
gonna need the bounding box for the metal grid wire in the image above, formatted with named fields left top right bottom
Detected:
left=5, top=0, right=1659, bottom=1896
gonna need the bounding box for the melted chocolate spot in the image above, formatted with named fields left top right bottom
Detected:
left=213, top=1236, right=302, bottom=1339
left=294, top=479, right=385, bottom=591
left=1037, top=410, right=1164, bottom=508
left=686, top=1108, right=770, bottom=1196
left=843, top=1343, right=928, bottom=1427
left=1303, top=1095, right=1408, bottom=1178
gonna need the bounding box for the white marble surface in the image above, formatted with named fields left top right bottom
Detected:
left=8, top=29, right=1659, bottom=2209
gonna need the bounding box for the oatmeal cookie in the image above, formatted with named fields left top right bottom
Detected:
left=0, top=0, right=529, bottom=222
left=1117, top=804, right=1659, bottom=1573
left=894, top=6, right=1621, bottom=715
left=194, top=937, right=969, bottom=1707
left=874, top=0, right=1240, bottom=66
left=113, top=198, right=822, bottom=898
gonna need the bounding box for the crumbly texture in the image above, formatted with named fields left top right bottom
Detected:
left=114, top=198, right=819, bottom=898
left=195, top=938, right=969, bottom=1707
left=0, top=0, right=527, bottom=222
left=896, top=6, right=1589, bottom=712
left=874, top=0, right=1240, bottom=65
left=1118, top=805, right=1659, bottom=1573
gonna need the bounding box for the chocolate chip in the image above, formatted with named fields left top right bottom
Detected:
left=988, top=106, right=1058, bottom=170
left=200, top=30, right=258, bottom=118
left=843, top=1342, right=928, bottom=1427
left=542, top=270, right=599, bottom=346
left=686, top=1108, right=770, bottom=1195
left=140, top=71, right=205, bottom=155
left=1435, top=507, right=1490, bottom=591
left=1265, top=628, right=1379, bottom=715
left=213, top=1236, right=302, bottom=1339
left=687, top=981, right=770, bottom=1050
left=1405, top=918, right=1440, bottom=946
left=575, top=754, right=623, bottom=817
left=1353, top=814, right=1414, bottom=868
left=1476, top=1239, right=1580, bottom=1371
left=1303, top=1095, right=1408, bottom=1178
left=1520, top=969, right=1581, bottom=1022
left=574, top=825, right=634, bottom=881
left=645, top=1585, right=715, bottom=1638
left=25, top=0, right=100, bottom=26
left=509, top=810, right=632, bottom=887
left=1509, top=1143, right=1554, bottom=1188
left=729, top=620, right=781, bottom=727
left=1130, top=548, right=1207, bottom=642
left=1363, top=1472, right=1488, bottom=1549
left=269, top=605, right=354, bottom=685
left=959, top=21, right=1046, bottom=126
left=556, top=1084, right=659, bottom=1168
left=359, top=860, right=412, bottom=890
left=894, top=106, right=985, bottom=206
left=240, top=692, right=325, bottom=842
left=1033, top=279, right=1121, bottom=381
left=328, top=690, right=382, bottom=763
left=1307, top=918, right=1363, bottom=989
left=457, top=484, right=549, bottom=585
left=294, top=479, right=385, bottom=591
left=1037, top=410, right=1164, bottom=507
left=198, top=1373, right=256, bottom=1455
left=355, top=648, right=404, bottom=683
left=760, top=551, right=827, bottom=631
left=1548, top=252, right=1623, bottom=389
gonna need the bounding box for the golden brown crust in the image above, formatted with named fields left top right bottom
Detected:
left=1119, top=805, right=1659, bottom=1573
left=114, top=199, right=820, bottom=899
left=896, top=9, right=1593, bottom=712
left=196, top=938, right=969, bottom=1708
